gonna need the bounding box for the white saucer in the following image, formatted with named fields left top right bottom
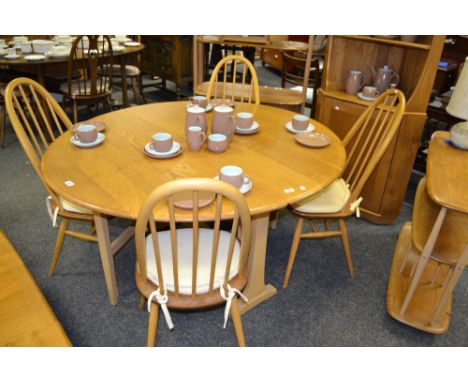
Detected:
left=214, top=175, right=253, bottom=194
left=144, top=141, right=181, bottom=157
left=235, top=121, right=260, bottom=135
left=24, top=54, right=46, bottom=61
left=5, top=54, right=20, bottom=59
left=124, top=41, right=140, bottom=47
left=187, top=103, right=213, bottom=112
left=357, top=92, right=378, bottom=102
left=71, top=132, right=105, bottom=148
left=285, top=121, right=315, bottom=134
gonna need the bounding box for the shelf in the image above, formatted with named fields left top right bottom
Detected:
left=339, top=35, right=431, bottom=51
left=320, top=89, right=377, bottom=107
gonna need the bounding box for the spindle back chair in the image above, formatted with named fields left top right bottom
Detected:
left=5, top=77, right=96, bottom=276
left=283, top=89, right=406, bottom=287
left=205, top=55, right=260, bottom=107
left=135, top=178, right=252, bottom=346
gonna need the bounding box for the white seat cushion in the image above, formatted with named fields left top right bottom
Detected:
left=60, top=197, right=92, bottom=214
left=60, top=80, right=110, bottom=97
left=292, top=178, right=350, bottom=214
left=146, top=228, right=240, bottom=295
left=98, top=64, right=141, bottom=77
left=291, top=85, right=314, bottom=103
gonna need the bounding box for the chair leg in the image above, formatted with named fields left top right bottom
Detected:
left=49, top=218, right=69, bottom=276
left=138, top=75, right=146, bottom=104
left=0, top=103, right=6, bottom=148
left=230, top=295, right=245, bottom=347
left=138, top=294, right=146, bottom=310
left=338, top=218, right=354, bottom=278
left=283, top=217, right=304, bottom=288
left=269, top=210, right=279, bottom=229
left=147, top=301, right=160, bottom=347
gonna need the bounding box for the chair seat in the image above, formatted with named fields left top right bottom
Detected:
left=146, top=228, right=240, bottom=295
left=98, top=64, right=141, bottom=77
left=60, top=80, right=110, bottom=97
left=61, top=197, right=92, bottom=214
left=291, top=178, right=350, bottom=214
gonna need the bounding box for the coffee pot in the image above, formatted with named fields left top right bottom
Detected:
left=370, top=65, right=399, bottom=94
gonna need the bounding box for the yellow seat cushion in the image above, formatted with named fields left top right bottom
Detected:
left=145, top=228, right=240, bottom=295
left=292, top=178, right=350, bottom=214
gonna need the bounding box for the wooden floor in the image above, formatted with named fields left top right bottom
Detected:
left=386, top=222, right=452, bottom=334
left=0, top=230, right=71, bottom=346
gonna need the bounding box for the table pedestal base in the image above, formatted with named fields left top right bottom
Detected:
left=386, top=222, right=452, bottom=334
left=239, top=213, right=278, bottom=315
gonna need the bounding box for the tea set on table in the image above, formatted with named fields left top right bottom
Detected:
left=345, top=65, right=400, bottom=102
left=70, top=94, right=332, bottom=198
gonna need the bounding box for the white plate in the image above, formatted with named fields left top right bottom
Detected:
left=285, top=121, right=315, bottom=134
left=214, top=175, right=253, bottom=194
left=144, top=141, right=181, bottom=157
left=235, top=121, right=260, bottom=135
left=71, top=132, right=105, bottom=148
left=24, top=54, right=46, bottom=61
left=187, top=103, right=213, bottom=112
left=124, top=41, right=140, bottom=47
left=5, top=54, right=20, bottom=59
left=357, top=92, right=378, bottom=102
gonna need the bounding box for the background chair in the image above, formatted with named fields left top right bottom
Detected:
left=281, top=51, right=321, bottom=118
left=134, top=178, right=252, bottom=346
left=98, top=35, right=146, bottom=106
left=60, top=35, right=113, bottom=123
left=205, top=54, right=260, bottom=107
left=283, top=89, right=406, bottom=287
left=5, top=77, right=97, bottom=276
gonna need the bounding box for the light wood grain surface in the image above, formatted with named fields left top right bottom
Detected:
left=0, top=230, right=71, bottom=346
left=427, top=131, right=468, bottom=214
left=41, top=101, right=346, bottom=221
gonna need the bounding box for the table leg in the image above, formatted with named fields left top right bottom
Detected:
left=238, top=212, right=277, bottom=315
left=93, top=213, right=135, bottom=305
left=94, top=213, right=118, bottom=305
left=399, top=207, right=447, bottom=316
left=119, top=56, right=129, bottom=108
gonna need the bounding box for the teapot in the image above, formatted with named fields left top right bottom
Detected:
left=370, top=65, right=399, bottom=94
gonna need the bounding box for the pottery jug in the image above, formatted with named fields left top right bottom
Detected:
left=371, top=65, right=400, bottom=94
left=345, top=70, right=366, bottom=95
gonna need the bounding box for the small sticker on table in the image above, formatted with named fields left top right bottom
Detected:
left=65, top=180, right=75, bottom=187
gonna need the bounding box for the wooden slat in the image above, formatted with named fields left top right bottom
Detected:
left=168, top=196, right=179, bottom=295
left=223, top=211, right=240, bottom=288
left=209, top=193, right=223, bottom=292
left=192, top=191, right=199, bottom=296
left=149, top=217, right=165, bottom=295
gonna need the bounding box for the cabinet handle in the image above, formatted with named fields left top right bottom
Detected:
left=274, top=54, right=279, bottom=59
left=334, top=105, right=340, bottom=111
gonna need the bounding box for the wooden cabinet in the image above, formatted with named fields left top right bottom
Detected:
left=140, top=35, right=192, bottom=97
left=261, top=35, right=309, bottom=71
left=317, top=35, right=445, bottom=224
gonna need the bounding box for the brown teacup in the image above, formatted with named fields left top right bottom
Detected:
left=186, top=126, right=206, bottom=151
left=150, top=132, right=173, bottom=153
left=190, top=95, right=208, bottom=108
left=186, top=106, right=207, bottom=133
left=219, top=165, right=249, bottom=189
left=74, top=124, right=98, bottom=143
left=362, top=86, right=379, bottom=98
left=212, top=105, right=235, bottom=142
left=207, top=134, right=228, bottom=153
left=292, top=115, right=309, bottom=131
left=236, top=112, right=254, bottom=129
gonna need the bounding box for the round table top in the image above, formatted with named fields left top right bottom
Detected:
left=0, top=44, right=144, bottom=66
left=41, top=102, right=346, bottom=220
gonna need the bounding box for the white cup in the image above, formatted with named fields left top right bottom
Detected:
left=0, top=39, right=5, bottom=48
left=219, top=165, right=249, bottom=189
left=151, top=132, right=173, bottom=153
left=20, top=42, right=32, bottom=53
left=6, top=47, right=16, bottom=57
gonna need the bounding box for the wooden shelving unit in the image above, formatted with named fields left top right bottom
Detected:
left=316, top=35, right=445, bottom=224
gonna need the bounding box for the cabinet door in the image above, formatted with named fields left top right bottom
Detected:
left=317, top=95, right=366, bottom=139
